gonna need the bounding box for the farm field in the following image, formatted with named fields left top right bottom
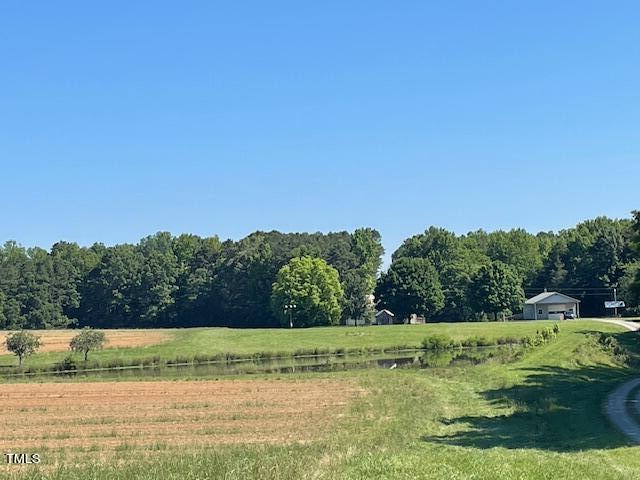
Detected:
left=0, top=329, right=172, bottom=355
left=0, top=319, right=631, bottom=370
left=0, top=379, right=361, bottom=452
left=2, top=320, right=640, bottom=479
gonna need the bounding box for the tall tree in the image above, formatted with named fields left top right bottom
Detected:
left=342, top=228, right=384, bottom=322
left=536, top=217, right=632, bottom=316
left=0, top=290, right=6, bottom=328
left=393, top=227, right=485, bottom=321
left=341, top=270, right=375, bottom=324
left=80, top=244, right=144, bottom=328
left=218, top=234, right=279, bottom=327
left=469, top=261, right=524, bottom=320
left=271, top=256, right=344, bottom=328
left=484, top=229, right=544, bottom=284
left=376, top=257, right=444, bottom=321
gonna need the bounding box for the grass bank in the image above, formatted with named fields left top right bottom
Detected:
left=0, top=320, right=620, bottom=372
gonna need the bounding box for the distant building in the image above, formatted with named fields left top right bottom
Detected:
left=374, top=309, right=395, bottom=325
left=345, top=318, right=367, bottom=326
left=406, top=314, right=426, bottom=325
left=523, top=291, right=581, bottom=320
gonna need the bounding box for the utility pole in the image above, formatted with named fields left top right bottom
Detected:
left=284, top=303, right=297, bottom=328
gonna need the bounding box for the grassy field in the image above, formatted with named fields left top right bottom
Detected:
left=2, top=320, right=640, bottom=479
left=0, top=319, right=627, bottom=369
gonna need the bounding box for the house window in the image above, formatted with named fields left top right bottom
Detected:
left=538, top=309, right=543, bottom=315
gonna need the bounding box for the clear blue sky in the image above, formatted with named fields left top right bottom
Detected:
left=1, top=1, right=638, bottom=265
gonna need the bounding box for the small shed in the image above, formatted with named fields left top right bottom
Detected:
left=523, top=291, right=581, bottom=320
left=407, top=314, right=426, bottom=325
left=375, top=309, right=395, bottom=325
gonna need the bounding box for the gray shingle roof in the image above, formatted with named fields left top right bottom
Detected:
left=525, top=291, right=581, bottom=304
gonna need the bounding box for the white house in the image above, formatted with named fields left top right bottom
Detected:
left=523, top=291, right=581, bottom=320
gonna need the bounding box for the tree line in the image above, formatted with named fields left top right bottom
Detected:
left=0, top=229, right=383, bottom=329
left=376, top=214, right=640, bottom=320
left=0, top=213, right=638, bottom=329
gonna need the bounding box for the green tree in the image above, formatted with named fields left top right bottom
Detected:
left=271, top=256, right=344, bottom=328
left=351, top=228, right=384, bottom=292
left=341, top=270, right=375, bottom=325
left=219, top=234, right=279, bottom=328
left=393, top=227, right=487, bottom=321
left=5, top=331, right=41, bottom=366
left=341, top=229, right=384, bottom=323
left=80, top=244, right=144, bottom=328
left=0, top=290, right=6, bottom=328
left=470, top=261, right=524, bottom=320
left=394, top=227, right=465, bottom=271
left=70, top=327, right=107, bottom=361
left=484, top=229, right=544, bottom=284
left=170, top=234, right=222, bottom=327
left=136, top=232, right=180, bottom=325
left=619, top=262, right=640, bottom=313
left=376, top=257, right=445, bottom=321
left=536, top=217, right=632, bottom=315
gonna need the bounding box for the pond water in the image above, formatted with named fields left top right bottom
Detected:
left=2, top=345, right=523, bottom=381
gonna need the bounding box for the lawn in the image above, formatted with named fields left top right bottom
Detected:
left=2, top=319, right=640, bottom=479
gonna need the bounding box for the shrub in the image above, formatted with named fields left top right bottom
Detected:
left=541, top=327, right=553, bottom=342
left=461, top=338, right=478, bottom=348
left=521, top=336, right=534, bottom=348
left=422, top=334, right=456, bottom=350
left=599, top=334, right=626, bottom=357
left=54, top=355, right=78, bottom=372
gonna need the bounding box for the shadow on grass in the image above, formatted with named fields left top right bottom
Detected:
left=423, top=330, right=640, bottom=452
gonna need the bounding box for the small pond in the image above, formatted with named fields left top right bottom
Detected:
left=1, top=345, right=524, bottom=381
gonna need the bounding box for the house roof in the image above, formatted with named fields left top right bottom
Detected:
left=376, top=309, right=395, bottom=317
left=525, top=291, right=581, bottom=305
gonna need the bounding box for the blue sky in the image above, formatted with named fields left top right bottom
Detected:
left=1, top=1, right=638, bottom=265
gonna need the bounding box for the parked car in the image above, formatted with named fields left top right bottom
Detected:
left=564, top=311, right=576, bottom=319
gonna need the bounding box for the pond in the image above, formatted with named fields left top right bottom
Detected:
left=1, top=345, right=524, bottom=381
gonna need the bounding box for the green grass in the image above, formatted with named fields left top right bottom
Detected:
left=0, top=319, right=620, bottom=370
left=4, top=320, right=640, bottom=479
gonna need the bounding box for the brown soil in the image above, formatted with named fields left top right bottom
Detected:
left=0, top=379, right=363, bottom=453
left=0, top=329, right=172, bottom=354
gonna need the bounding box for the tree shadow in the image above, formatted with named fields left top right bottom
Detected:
left=423, top=330, right=640, bottom=452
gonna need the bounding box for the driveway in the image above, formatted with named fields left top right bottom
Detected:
left=597, top=319, right=640, bottom=443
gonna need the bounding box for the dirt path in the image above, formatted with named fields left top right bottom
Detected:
left=593, top=318, right=640, bottom=332
left=599, top=319, right=640, bottom=443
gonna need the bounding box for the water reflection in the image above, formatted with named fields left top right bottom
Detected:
left=3, top=346, right=523, bottom=381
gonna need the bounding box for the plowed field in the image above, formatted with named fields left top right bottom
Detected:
left=0, top=379, right=363, bottom=454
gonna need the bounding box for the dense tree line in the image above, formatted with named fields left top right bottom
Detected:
left=0, top=229, right=383, bottom=329
left=376, top=215, right=639, bottom=320
left=1, top=214, right=638, bottom=329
